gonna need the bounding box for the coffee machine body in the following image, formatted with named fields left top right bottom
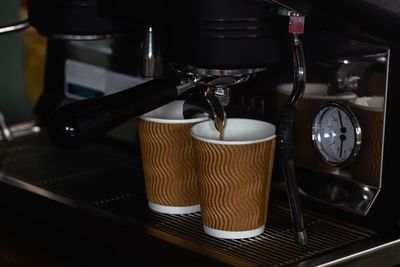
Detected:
left=1, top=0, right=400, bottom=265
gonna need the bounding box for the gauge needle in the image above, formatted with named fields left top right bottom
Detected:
left=338, top=110, right=347, bottom=133
left=337, top=110, right=347, bottom=157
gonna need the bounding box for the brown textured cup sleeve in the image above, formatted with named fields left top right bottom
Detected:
left=139, top=119, right=200, bottom=207
left=194, top=138, right=276, bottom=232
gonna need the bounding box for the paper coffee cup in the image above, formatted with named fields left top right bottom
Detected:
left=349, top=96, right=384, bottom=187
left=191, top=118, right=276, bottom=239
left=138, top=100, right=208, bottom=214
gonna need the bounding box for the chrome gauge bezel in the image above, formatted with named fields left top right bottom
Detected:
left=311, top=101, right=362, bottom=167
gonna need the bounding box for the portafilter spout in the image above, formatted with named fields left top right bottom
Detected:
left=182, top=85, right=228, bottom=132
left=181, top=67, right=265, bottom=132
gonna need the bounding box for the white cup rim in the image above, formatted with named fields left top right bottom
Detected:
left=191, top=118, right=276, bottom=145
left=139, top=100, right=209, bottom=124
left=350, top=96, right=385, bottom=112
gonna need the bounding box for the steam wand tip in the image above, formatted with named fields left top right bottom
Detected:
left=295, top=229, right=308, bottom=245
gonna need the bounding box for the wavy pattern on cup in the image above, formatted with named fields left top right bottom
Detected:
left=194, top=139, right=275, bottom=232
left=349, top=107, right=384, bottom=187
left=139, top=119, right=200, bottom=207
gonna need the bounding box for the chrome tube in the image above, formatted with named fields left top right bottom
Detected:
left=0, top=19, right=30, bottom=35
left=0, top=110, right=12, bottom=141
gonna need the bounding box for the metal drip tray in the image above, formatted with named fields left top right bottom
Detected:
left=141, top=206, right=371, bottom=266
left=0, top=131, right=380, bottom=266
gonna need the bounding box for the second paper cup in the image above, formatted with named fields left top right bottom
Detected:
left=191, top=118, right=276, bottom=239
left=138, top=100, right=208, bottom=214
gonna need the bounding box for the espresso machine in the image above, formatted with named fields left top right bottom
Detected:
left=0, top=0, right=400, bottom=266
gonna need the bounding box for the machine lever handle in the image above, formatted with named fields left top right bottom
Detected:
left=46, top=77, right=181, bottom=148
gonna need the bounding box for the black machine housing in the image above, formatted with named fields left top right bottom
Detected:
left=27, top=0, right=400, bottom=230
left=2, top=0, right=400, bottom=265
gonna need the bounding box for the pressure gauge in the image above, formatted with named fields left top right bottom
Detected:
left=312, top=102, right=362, bottom=166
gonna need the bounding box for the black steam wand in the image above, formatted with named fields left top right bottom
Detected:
left=276, top=15, right=307, bottom=245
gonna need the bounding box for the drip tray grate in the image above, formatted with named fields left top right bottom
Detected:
left=141, top=205, right=371, bottom=266
left=0, top=132, right=373, bottom=266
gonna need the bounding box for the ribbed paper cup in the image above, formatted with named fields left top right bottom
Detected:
left=349, top=96, right=384, bottom=187
left=191, top=118, right=276, bottom=239
left=138, top=100, right=208, bottom=214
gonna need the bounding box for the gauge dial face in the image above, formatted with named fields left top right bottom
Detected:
left=312, top=102, right=362, bottom=166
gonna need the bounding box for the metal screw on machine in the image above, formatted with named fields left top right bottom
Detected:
left=0, top=19, right=30, bottom=35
